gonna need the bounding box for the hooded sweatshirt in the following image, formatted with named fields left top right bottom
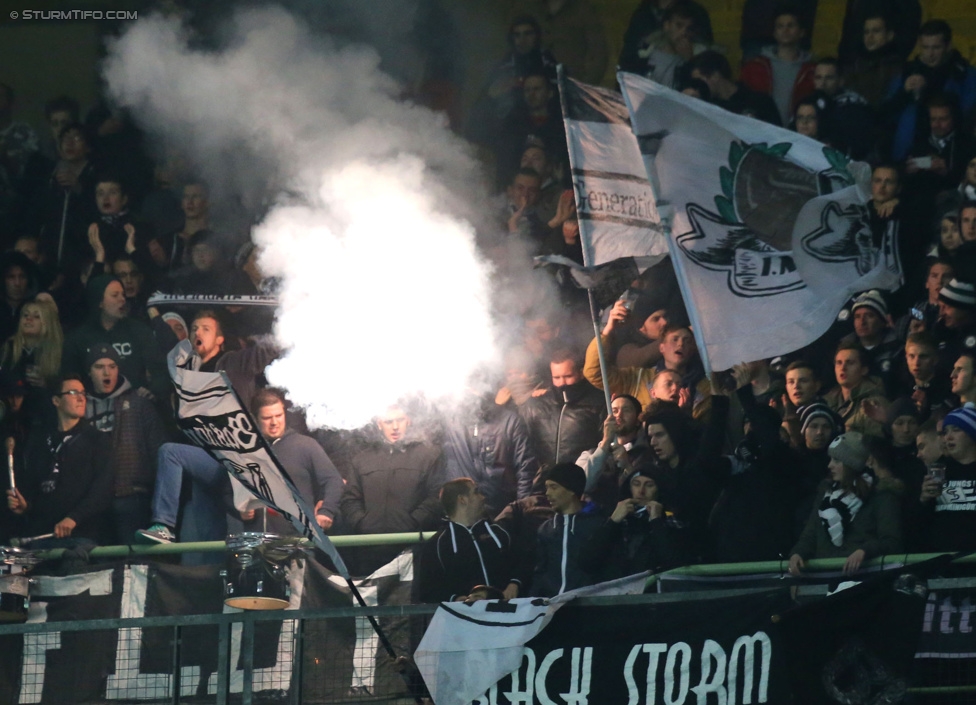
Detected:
left=741, top=46, right=816, bottom=125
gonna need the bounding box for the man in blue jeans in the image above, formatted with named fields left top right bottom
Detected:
left=135, top=308, right=277, bottom=544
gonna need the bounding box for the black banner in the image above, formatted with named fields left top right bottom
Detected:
left=477, top=590, right=793, bottom=704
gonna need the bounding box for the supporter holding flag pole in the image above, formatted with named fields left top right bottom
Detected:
left=618, top=68, right=902, bottom=373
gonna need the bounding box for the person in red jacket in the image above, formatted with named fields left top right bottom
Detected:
left=740, top=7, right=816, bottom=126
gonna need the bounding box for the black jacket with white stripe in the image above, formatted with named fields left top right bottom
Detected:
left=413, top=518, right=520, bottom=603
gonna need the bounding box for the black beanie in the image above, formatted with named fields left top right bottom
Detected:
left=86, top=274, right=121, bottom=314
left=547, top=462, right=586, bottom=498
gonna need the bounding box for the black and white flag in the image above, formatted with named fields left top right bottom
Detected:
left=168, top=340, right=349, bottom=578
left=618, top=72, right=902, bottom=372
left=559, top=71, right=667, bottom=268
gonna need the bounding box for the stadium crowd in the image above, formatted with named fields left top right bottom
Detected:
left=2, top=0, right=976, bottom=602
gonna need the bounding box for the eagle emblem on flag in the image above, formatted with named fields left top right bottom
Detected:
left=677, top=141, right=857, bottom=297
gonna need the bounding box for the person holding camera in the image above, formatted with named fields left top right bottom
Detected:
left=575, top=393, right=656, bottom=510
left=579, top=468, right=693, bottom=581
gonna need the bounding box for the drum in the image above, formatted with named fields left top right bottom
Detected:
left=0, top=575, right=30, bottom=623
left=222, top=533, right=304, bottom=610
left=0, top=548, right=41, bottom=624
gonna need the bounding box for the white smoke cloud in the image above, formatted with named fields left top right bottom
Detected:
left=103, top=7, right=501, bottom=428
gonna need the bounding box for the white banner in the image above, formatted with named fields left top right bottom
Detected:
left=415, top=572, right=650, bottom=705
left=167, top=340, right=349, bottom=578
left=559, top=72, right=667, bottom=267
left=618, top=72, right=901, bottom=372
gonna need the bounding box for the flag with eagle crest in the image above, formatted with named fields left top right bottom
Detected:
left=618, top=72, right=902, bottom=372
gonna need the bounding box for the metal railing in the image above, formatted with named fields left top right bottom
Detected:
left=2, top=534, right=975, bottom=704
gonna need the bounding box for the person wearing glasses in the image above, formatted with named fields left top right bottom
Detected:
left=5, top=374, right=112, bottom=546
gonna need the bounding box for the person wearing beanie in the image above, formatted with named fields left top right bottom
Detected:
left=61, top=274, right=170, bottom=399
left=83, top=342, right=167, bottom=543
left=799, top=402, right=842, bottom=451
left=933, top=278, right=976, bottom=374
left=579, top=468, right=692, bottom=581
left=610, top=289, right=671, bottom=369
left=530, top=462, right=605, bottom=597
left=917, top=406, right=976, bottom=552
left=793, top=401, right=844, bottom=539
left=840, top=290, right=901, bottom=385
left=878, top=397, right=929, bottom=507
left=789, top=431, right=903, bottom=576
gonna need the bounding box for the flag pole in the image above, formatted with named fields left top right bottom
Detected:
left=557, top=64, right=613, bottom=415
left=616, top=71, right=713, bottom=377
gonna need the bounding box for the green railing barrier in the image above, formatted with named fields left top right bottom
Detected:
left=647, top=550, right=976, bottom=588
left=6, top=534, right=976, bottom=702
left=30, top=530, right=439, bottom=561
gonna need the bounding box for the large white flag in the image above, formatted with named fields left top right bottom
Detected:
left=559, top=70, right=667, bottom=267
left=168, top=340, right=350, bottom=578
left=618, top=72, right=901, bottom=372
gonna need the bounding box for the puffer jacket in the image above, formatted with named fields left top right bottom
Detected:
left=518, top=381, right=605, bottom=470
left=442, top=402, right=539, bottom=513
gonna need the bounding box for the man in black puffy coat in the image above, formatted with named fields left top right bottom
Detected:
left=442, top=391, right=538, bottom=517
left=519, top=348, right=605, bottom=473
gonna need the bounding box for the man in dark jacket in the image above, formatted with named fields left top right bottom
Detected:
left=240, top=388, right=343, bottom=536
left=580, top=468, right=692, bottom=582
left=519, top=348, right=605, bottom=473
left=531, top=462, right=604, bottom=597
left=577, top=393, right=658, bottom=510
left=442, top=391, right=538, bottom=516
left=340, top=405, right=446, bottom=574
left=707, top=366, right=802, bottom=563
left=413, top=478, right=521, bottom=603
left=85, top=343, right=166, bottom=544
left=886, top=20, right=976, bottom=162
left=6, top=374, right=112, bottom=545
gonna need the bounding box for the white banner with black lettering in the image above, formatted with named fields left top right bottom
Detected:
left=168, top=339, right=349, bottom=577
left=558, top=71, right=666, bottom=267
left=618, top=72, right=902, bottom=372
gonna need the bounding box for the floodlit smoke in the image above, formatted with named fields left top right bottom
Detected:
left=103, top=7, right=500, bottom=428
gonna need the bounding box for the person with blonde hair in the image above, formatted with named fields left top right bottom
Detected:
left=0, top=298, right=63, bottom=389
left=0, top=298, right=63, bottom=432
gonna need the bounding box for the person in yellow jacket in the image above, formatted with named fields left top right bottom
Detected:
left=584, top=300, right=711, bottom=420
